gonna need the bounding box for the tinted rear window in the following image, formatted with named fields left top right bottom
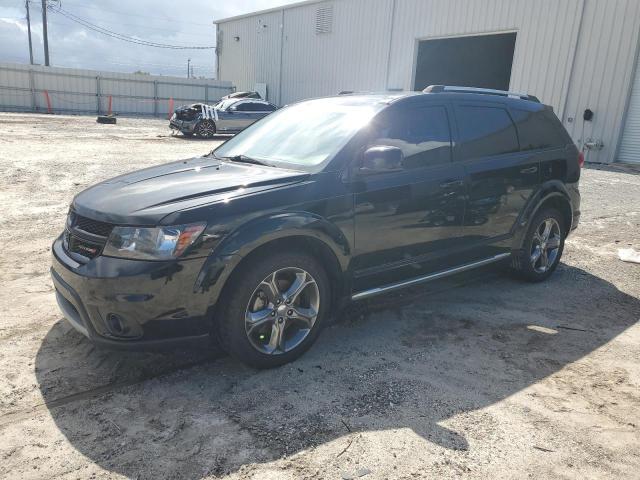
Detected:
left=511, top=108, right=568, bottom=150
left=251, top=103, right=276, bottom=112
left=234, top=102, right=255, bottom=112
left=456, top=105, right=519, bottom=159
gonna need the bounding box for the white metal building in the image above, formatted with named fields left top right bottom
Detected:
left=215, top=0, right=640, bottom=164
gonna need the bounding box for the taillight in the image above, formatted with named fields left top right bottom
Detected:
left=578, top=151, right=585, bottom=168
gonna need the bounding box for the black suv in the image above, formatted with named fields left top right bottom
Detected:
left=51, top=86, right=581, bottom=368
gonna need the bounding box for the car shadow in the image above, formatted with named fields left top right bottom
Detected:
left=33, top=263, right=639, bottom=478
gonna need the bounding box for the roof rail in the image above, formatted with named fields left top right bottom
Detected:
left=423, top=85, right=540, bottom=102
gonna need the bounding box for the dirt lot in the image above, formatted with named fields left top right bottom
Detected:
left=0, top=112, right=638, bottom=480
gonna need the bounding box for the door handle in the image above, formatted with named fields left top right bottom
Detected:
left=520, top=166, right=538, bottom=174
left=439, top=179, right=464, bottom=188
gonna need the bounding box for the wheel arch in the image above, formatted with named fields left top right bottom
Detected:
left=512, top=181, right=574, bottom=251
left=195, top=212, right=351, bottom=322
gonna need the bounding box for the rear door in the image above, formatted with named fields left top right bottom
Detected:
left=453, top=101, right=540, bottom=258
left=352, top=104, right=466, bottom=292
left=247, top=101, right=277, bottom=123
left=226, top=100, right=257, bottom=131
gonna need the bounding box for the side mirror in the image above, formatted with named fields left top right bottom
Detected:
left=360, top=146, right=404, bottom=174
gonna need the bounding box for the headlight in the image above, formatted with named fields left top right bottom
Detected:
left=103, top=223, right=206, bottom=260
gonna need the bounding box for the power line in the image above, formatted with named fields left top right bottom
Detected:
left=58, top=0, right=214, bottom=28
left=48, top=6, right=216, bottom=50
left=44, top=12, right=214, bottom=41
left=65, top=16, right=212, bottom=39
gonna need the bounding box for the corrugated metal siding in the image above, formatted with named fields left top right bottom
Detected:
left=217, top=0, right=640, bottom=163
left=618, top=45, right=640, bottom=163
left=563, top=0, right=640, bottom=163
left=280, top=0, right=393, bottom=104
left=0, top=62, right=234, bottom=117
left=217, top=11, right=282, bottom=103
left=387, top=0, right=583, bottom=117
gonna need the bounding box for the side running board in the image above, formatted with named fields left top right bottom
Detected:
left=351, top=253, right=511, bottom=301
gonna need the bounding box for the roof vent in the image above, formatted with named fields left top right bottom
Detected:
left=315, top=5, right=333, bottom=34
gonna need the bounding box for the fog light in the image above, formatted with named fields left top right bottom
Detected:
left=107, top=313, right=127, bottom=335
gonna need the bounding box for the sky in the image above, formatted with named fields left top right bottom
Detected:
left=0, top=0, right=298, bottom=78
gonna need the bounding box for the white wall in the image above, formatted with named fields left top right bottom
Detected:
left=217, top=0, right=640, bottom=163
left=217, top=10, right=283, bottom=104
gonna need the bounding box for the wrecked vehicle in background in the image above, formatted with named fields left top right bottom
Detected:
left=217, top=91, right=262, bottom=102
left=169, top=98, right=277, bottom=138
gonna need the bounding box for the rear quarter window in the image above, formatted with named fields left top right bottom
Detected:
left=511, top=108, right=568, bottom=150
left=254, top=103, right=276, bottom=112
left=455, top=105, right=519, bottom=160
left=234, top=102, right=254, bottom=112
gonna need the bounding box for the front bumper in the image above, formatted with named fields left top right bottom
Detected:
left=169, top=118, right=198, bottom=134
left=50, top=236, right=212, bottom=350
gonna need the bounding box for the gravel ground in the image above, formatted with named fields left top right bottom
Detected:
left=0, top=112, right=638, bottom=480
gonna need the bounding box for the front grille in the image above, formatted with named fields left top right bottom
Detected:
left=64, top=211, right=114, bottom=261
left=70, top=212, right=114, bottom=237
left=66, top=232, right=105, bottom=259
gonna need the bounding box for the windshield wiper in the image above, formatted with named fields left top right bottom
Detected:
left=220, top=154, right=271, bottom=167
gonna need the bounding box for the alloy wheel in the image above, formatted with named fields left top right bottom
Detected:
left=197, top=121, right=215, bottom=138
left=245, top=267, right=320, bottom=355
left=530, top=218, right=561, bottom=273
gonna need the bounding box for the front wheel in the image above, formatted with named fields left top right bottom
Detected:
left=195, top=120, right=216, bottom=138
left=512, top=208, right=565, bottom=282
left=217, top=251, right=330, bottom=368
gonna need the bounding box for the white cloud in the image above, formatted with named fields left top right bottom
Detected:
left=0, top=0, right=300, bottom=78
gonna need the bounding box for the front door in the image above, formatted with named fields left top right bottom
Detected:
left=352, top=104, right=466, bottom=292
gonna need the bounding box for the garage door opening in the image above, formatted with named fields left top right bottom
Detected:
left=413, top=32, right=517, bottom=91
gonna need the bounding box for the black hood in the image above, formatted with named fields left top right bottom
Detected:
left=72, top=156, right=309, bottom=225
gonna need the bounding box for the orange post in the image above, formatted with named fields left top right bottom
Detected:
left=167, top=97, right=174, bottom=119
left=107, top=95, right=112, bottom=115
left=43, top=90, right=52, bottom=114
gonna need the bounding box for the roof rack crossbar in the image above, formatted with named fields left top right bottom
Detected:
left=423, top=85, right=540, bottom=102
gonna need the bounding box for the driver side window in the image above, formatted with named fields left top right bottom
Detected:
left=370, top=106, right=452, bottom=169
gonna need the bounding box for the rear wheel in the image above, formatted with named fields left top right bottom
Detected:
left=217, top=251, right=330, bottom=368
left=512, top=208, right=565, bottom=282
left=195, top=120, right=216, bottom=138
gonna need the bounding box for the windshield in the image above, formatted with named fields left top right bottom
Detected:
left=214, top=97, right=387, bottom=169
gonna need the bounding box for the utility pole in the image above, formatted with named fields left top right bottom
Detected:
left=41, top=0, right=50, bottom=66
left=187, top=58, right=191, bottom=78
left=25, top=0, right=34, bottom=64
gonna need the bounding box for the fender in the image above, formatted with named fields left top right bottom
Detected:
left=193, top=212, right=351, bottom=306
left=511, top=180, right=574, bottom=250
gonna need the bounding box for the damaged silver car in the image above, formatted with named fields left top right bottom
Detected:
left=169, top=98, right=277, bottom=138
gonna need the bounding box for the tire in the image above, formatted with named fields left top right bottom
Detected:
left=512, top=208, right=565, bottom=282
left=195, top=120, right=216, bottom=138
left=217, top=251, right=331, bottom=369
left=96, top=115, right=116, bottom=124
